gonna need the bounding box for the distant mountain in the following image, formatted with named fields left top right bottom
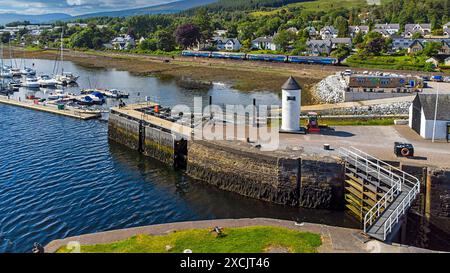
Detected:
left=0, top=13, right=72, bottom=26
left=0, top=0, right=218, bottom=26
left=72, top=0, right=218, bottom=20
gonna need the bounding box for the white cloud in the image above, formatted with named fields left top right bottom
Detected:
left=0, top=0, right=178, bottom=15
left=66, top=0, right=87, bottom=6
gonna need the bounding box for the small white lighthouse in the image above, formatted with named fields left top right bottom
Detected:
left=281, top=76, right=301, bottom=132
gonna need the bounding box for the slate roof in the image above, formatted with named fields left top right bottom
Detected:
left=282, top=76, right=302, bottom=90
left=417, top=94, right=450, bottom=120
left=375, top=23, right=400, bottom=30
left=252, top=36, right=274, bottom=43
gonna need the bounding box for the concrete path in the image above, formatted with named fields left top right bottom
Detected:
left=44, top=218, right=438, bottom=253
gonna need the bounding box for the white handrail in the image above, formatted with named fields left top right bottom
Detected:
left=349, top=146, right=420, bottom=187
left=340, top=147, right=421, bottom=240
left=340, top=148, right=402, bottom=189
left=382, top=181, right=420, bottom=240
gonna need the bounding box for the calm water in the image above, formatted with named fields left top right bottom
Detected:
left=0, top=59, right=358, bottom=253
left=5, top=58, right=282, bottom=110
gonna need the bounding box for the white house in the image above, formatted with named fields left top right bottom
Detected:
left=445, top=56, right=450, bottom=66
left=443, top=22, right=450, bottom=37
left=374, top=23, right=400, bottom=35
left=404, top=24, right=432, bottom=38
left=409, top=94, right=450, bottom=140
left=305, top=26, right=318, bottom=37
left=214, top=29, right=228, bottom=37
left=214, top=38, right=241, bottom=51
left=67, top=23, right=88, bottom=28
left=320, top=26, right=338, bottom=39
left=373, top=29, right=393, bottom=38
left=111, top=35, right=135, bottom=50
left=251, top=36, right=277, bottom=51
left=349, top=25, right=369, bottom=37
left=425, top=57, right=439, bottom=68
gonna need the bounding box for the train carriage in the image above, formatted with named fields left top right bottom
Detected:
left=181, top=50, right=211, bottom=58
left=246, top=54, right=287, bottom=63
left=210, top=52, right=247, bottom=60
left=288, top=55, right=338, bottom=65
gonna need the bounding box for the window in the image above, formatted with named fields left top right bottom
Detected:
left=287, top=96, right=296, bottom=101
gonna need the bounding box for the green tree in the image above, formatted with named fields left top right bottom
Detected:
left=334, top=16, right=349, bottom=38
left=1, top=32, right=11, bottom=43
left=412, top=32, right=423, bottom=39
left=352, top=31, right=364, bottom=46
left=154, top=29, right=176, bottom=51
left=273, top=29, right=295, bottom=52
left=422, top=42, right=442, bottom=57
left=139, top=38, right=158, bottom=51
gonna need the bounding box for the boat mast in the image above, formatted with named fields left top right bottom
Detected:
left=60, top=29, right=64, bottom=75
left=1, top=43, right=4, bottom=90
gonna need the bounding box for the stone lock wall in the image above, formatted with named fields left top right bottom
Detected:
left=300, top=159, right=345, bottom=209
left=142, top=124, right=176, bottom=166
left=428, top=169, right=450, bottom=219
left=108, top=113, right=140, bottom=151
left=186, top=141, right=302, bottom=207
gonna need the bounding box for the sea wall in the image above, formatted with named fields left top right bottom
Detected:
left=186, top=140, right=301, bottom=206
left=108, top=112, right=140, bottom=151
left=142, top=124, right=175, bottom=165
left=186, top=141, right=344, bottom=209
left=427, top=169, right=450, bottom=219
left=301, top=158, right=345, bottom=209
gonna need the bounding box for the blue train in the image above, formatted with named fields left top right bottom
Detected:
left=181, top=50, right=339, bottom=65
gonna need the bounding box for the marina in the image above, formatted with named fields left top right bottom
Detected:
left=0, top=103, right=358, bottom=253
left=0, top=55, right=449, bottom=254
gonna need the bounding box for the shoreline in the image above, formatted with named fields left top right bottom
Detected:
left=44, top=218, right=439, bottom=253
left=3, top=47, right=326, bottom=104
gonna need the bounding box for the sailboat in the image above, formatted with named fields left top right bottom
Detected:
left=19, top=43, right=36, bottom=76
left=9, top=39, right=22, bottom=77
left=0, top=43, right=12, bottom=79
left=54, top=30, right=79, bottom=85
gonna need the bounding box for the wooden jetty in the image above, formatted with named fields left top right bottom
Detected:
left=0, top=96, right=101, bottom=120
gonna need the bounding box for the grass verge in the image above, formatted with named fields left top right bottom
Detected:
left=56, top=226, right=322, bottom=253
left=344, top=54, right=428, bottom=71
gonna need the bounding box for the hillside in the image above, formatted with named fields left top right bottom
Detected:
left=0, top=13, right=71, bottom=26
left=72, top=0, right=218, bottom=20
left=250, top=0, right=392, bottom=17
left=190, top=0, right=310, bottom=12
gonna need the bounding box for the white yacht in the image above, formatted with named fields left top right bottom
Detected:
left=9, top=67, right=21, bottom=77
left=38, top=74, right=58, bottom=87
left=22, top=76, right=40, bottom=88
left=21, top=67, right=36, bottom=76
left=55, top=72, right=79, bottom=85
left=0, top=69, right=12, bottom=78
left=54, top=31, right=79, bottom=85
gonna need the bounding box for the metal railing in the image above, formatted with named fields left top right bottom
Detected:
left=382, top=179, right=420, bottom=240
left=340, top=147, right=421, bottom=241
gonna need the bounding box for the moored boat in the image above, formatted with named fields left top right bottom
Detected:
left=22, top=76, right=40, bottom=88
left=38, top=74, right=58, bottom=87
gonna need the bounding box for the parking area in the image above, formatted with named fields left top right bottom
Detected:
left=425, top=81, right=450, bottom=94
left=279, top=125, right=450, bottom=168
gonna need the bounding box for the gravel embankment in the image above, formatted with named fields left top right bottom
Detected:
left=314, top=74, right=346, bottom=104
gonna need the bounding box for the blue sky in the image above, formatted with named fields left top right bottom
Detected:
left=0, top=0, right=176, bottom=15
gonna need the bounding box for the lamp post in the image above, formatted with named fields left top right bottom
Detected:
left=432, top=82, right=440, bottom=143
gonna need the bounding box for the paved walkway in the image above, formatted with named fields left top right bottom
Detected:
left=44, top=218, right=438, bottom=253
